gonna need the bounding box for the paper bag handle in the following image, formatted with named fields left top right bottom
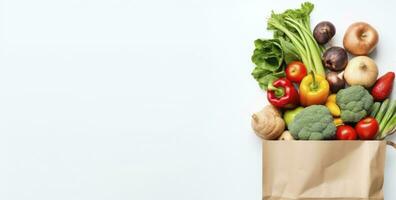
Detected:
left=387, top=141, right=396, bottom=149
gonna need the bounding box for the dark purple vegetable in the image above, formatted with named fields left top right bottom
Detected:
left=326, top=71, right=346, bottom=93
left=322, top=47, right=348, bottom=71
left=313, top=21, right=336, bottom=44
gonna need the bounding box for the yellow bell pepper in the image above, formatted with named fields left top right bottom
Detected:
left=299, top=73, right=330, bottom=106
left=325, top=94, right=341, bottom=117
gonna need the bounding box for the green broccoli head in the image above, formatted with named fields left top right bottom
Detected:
left=336, top=85, right=373, bottom=123
left=289, top=105, right=336, bottom=140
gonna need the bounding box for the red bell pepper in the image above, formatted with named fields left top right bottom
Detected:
left=371, top=72, right=395, bottom=101
left=267, top=77, right=299, bottom=109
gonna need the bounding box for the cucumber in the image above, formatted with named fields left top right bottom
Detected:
left=370, top=102, right=381, bottom=117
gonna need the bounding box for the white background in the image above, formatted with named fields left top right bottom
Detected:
left=0, top=0, right=395, bottom=199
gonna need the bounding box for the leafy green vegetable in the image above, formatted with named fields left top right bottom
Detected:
left=252, top=39, right=283, bottom=69
left=267, top=2, right=325, bottom=75
left=251, top=2, right=324, bottom=89
left=278, top=37, right=301, bottom=64
left=251, top=39, right=286, bottom=90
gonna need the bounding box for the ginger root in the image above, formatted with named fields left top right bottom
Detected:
left=251, top=105, right=285, bottom=140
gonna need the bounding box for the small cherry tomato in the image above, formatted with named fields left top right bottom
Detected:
left=336, top=125, right=357, bottom=140
left=355, top=117, right=379, bottom=140
left=285, top=61, right=307, bottom=83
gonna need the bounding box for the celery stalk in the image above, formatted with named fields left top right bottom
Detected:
left=267, top=2, right=325, bottom=76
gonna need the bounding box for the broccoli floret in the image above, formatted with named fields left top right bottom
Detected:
left=336, top=86, right=373, bottom=123
left=289, top=105, right=336, bottom=140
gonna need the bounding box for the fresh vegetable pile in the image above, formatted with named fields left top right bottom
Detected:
left=251, top=2, right=396, bottom=141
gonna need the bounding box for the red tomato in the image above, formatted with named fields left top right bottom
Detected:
left=285, top=61, right=307, bottom=83
left=355, top=117, right=379, bottom=140
left=336, top=125, right=357, bottom=140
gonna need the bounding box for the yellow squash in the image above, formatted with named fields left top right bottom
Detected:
left=325, top=94, right=341, bottom=117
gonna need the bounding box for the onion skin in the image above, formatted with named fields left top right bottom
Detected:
left=343, top=22, right=379, bottom=55
left=322, top=47, right=348, bottom=71
left=313, top=21, right=336, bottom=44
left=326, top=72, right=345, bottom=93
left=343, top=56, right=378, bottom=88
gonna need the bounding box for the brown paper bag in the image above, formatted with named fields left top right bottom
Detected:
left=262, top=140, right=394, bottom=200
